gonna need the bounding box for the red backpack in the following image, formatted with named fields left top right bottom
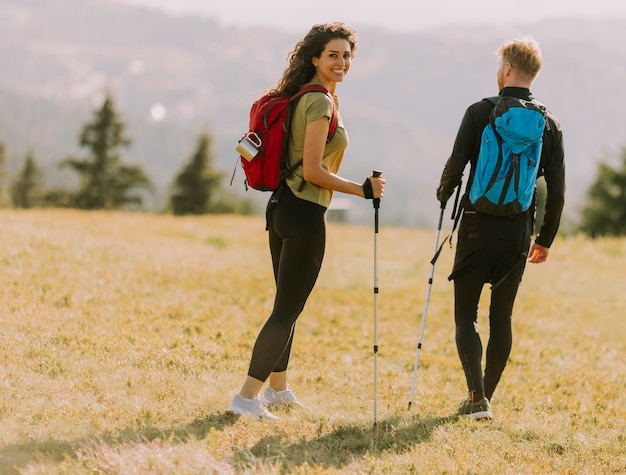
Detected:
left=233, top=84, right=338, bottom=191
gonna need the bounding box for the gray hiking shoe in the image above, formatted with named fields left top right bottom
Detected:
left=262, top=385, right=302, bottom=408
left=226, top=394, right=278, bottom=421
left=457, top=397, right=492, bottom=420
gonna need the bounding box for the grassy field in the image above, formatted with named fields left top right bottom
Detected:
left=0, top=209, right=624, bottom=474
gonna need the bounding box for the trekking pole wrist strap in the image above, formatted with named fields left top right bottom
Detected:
left=362, top=177, right=374, bottom=200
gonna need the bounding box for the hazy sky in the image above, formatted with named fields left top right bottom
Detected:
left=115, top=0, right=626, bottom=32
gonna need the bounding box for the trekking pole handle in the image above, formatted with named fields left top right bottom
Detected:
left=372, top=170, right=382, bottom=209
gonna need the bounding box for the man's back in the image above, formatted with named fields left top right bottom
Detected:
left=434, top=37, right=566, bottom=416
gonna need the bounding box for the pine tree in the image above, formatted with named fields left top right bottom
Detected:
left=62, top=92, right=152, bottom=210
left=169, top=132, right=223, bottom=215
left=10, top=151, right=43, bottom=209
left=579, top=147, right=626, bottom=237
left=0, top=138, right=6, bottom=207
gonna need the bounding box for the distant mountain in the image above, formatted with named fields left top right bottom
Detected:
left=1, top=0, right=626, bottom=228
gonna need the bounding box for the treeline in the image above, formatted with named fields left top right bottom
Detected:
left=1, top=92, right=254, bottom=216
left=1, top=92, right=625, bottom=237
left=578, top=148, right=626, bottom=237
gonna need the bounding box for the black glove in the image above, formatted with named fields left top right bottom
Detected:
left=436, top=183, right=454, bottom=203
left=362, top=177, right=374, bottom=200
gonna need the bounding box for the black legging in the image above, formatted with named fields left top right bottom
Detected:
left=247, top=185, right=326, bottom=381
left=452, top=237, right=528, bottom=400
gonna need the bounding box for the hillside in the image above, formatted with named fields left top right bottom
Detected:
left=1, top=209, right=625, bottom=473
left=1, top=0, right=626, bottom=226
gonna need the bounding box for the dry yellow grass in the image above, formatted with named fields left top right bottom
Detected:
left=0, top=209, right=624, bottom=474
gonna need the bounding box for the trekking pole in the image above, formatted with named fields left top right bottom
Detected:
left=371, top=170, right=382, bottom=427
left=407, top=202, right=446, bottom=410
left=407, top=183, right=462, bottom=410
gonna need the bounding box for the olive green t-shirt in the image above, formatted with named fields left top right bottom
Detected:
left=284, top=83, right=349, bottom=208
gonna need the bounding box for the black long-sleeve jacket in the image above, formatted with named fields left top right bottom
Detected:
left=437, top=87, right=565, bottom=248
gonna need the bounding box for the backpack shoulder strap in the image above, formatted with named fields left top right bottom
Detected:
left=282, top=85, right=339, bottom=190
left=483, top=96, right=500, bottom=106
left=482, top=96, right=500, bottom=126
left=293, top=85, right=338, bottom=141
left=527, top=97, right=551, bottom=132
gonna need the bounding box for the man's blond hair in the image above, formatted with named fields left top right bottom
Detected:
left=497, top=37, right=543, bottom=81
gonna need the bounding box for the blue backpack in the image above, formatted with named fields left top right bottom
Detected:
left=469, top=96, right=548, bottom=216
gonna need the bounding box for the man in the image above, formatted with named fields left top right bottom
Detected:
left=436, top=37, right=565, bottom=419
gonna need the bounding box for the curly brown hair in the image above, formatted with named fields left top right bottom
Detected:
left=271, top=22, right=358, bottom=97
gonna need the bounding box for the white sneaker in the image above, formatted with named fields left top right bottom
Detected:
left=262, top=385, right=302, bottom=408
left=226, top=394, right=278, bottom=421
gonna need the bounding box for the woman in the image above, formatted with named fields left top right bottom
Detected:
left=226, top=22, right=385, bottom=420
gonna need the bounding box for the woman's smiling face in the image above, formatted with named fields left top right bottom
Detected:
left=312, top=38, right=353, bottom=86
